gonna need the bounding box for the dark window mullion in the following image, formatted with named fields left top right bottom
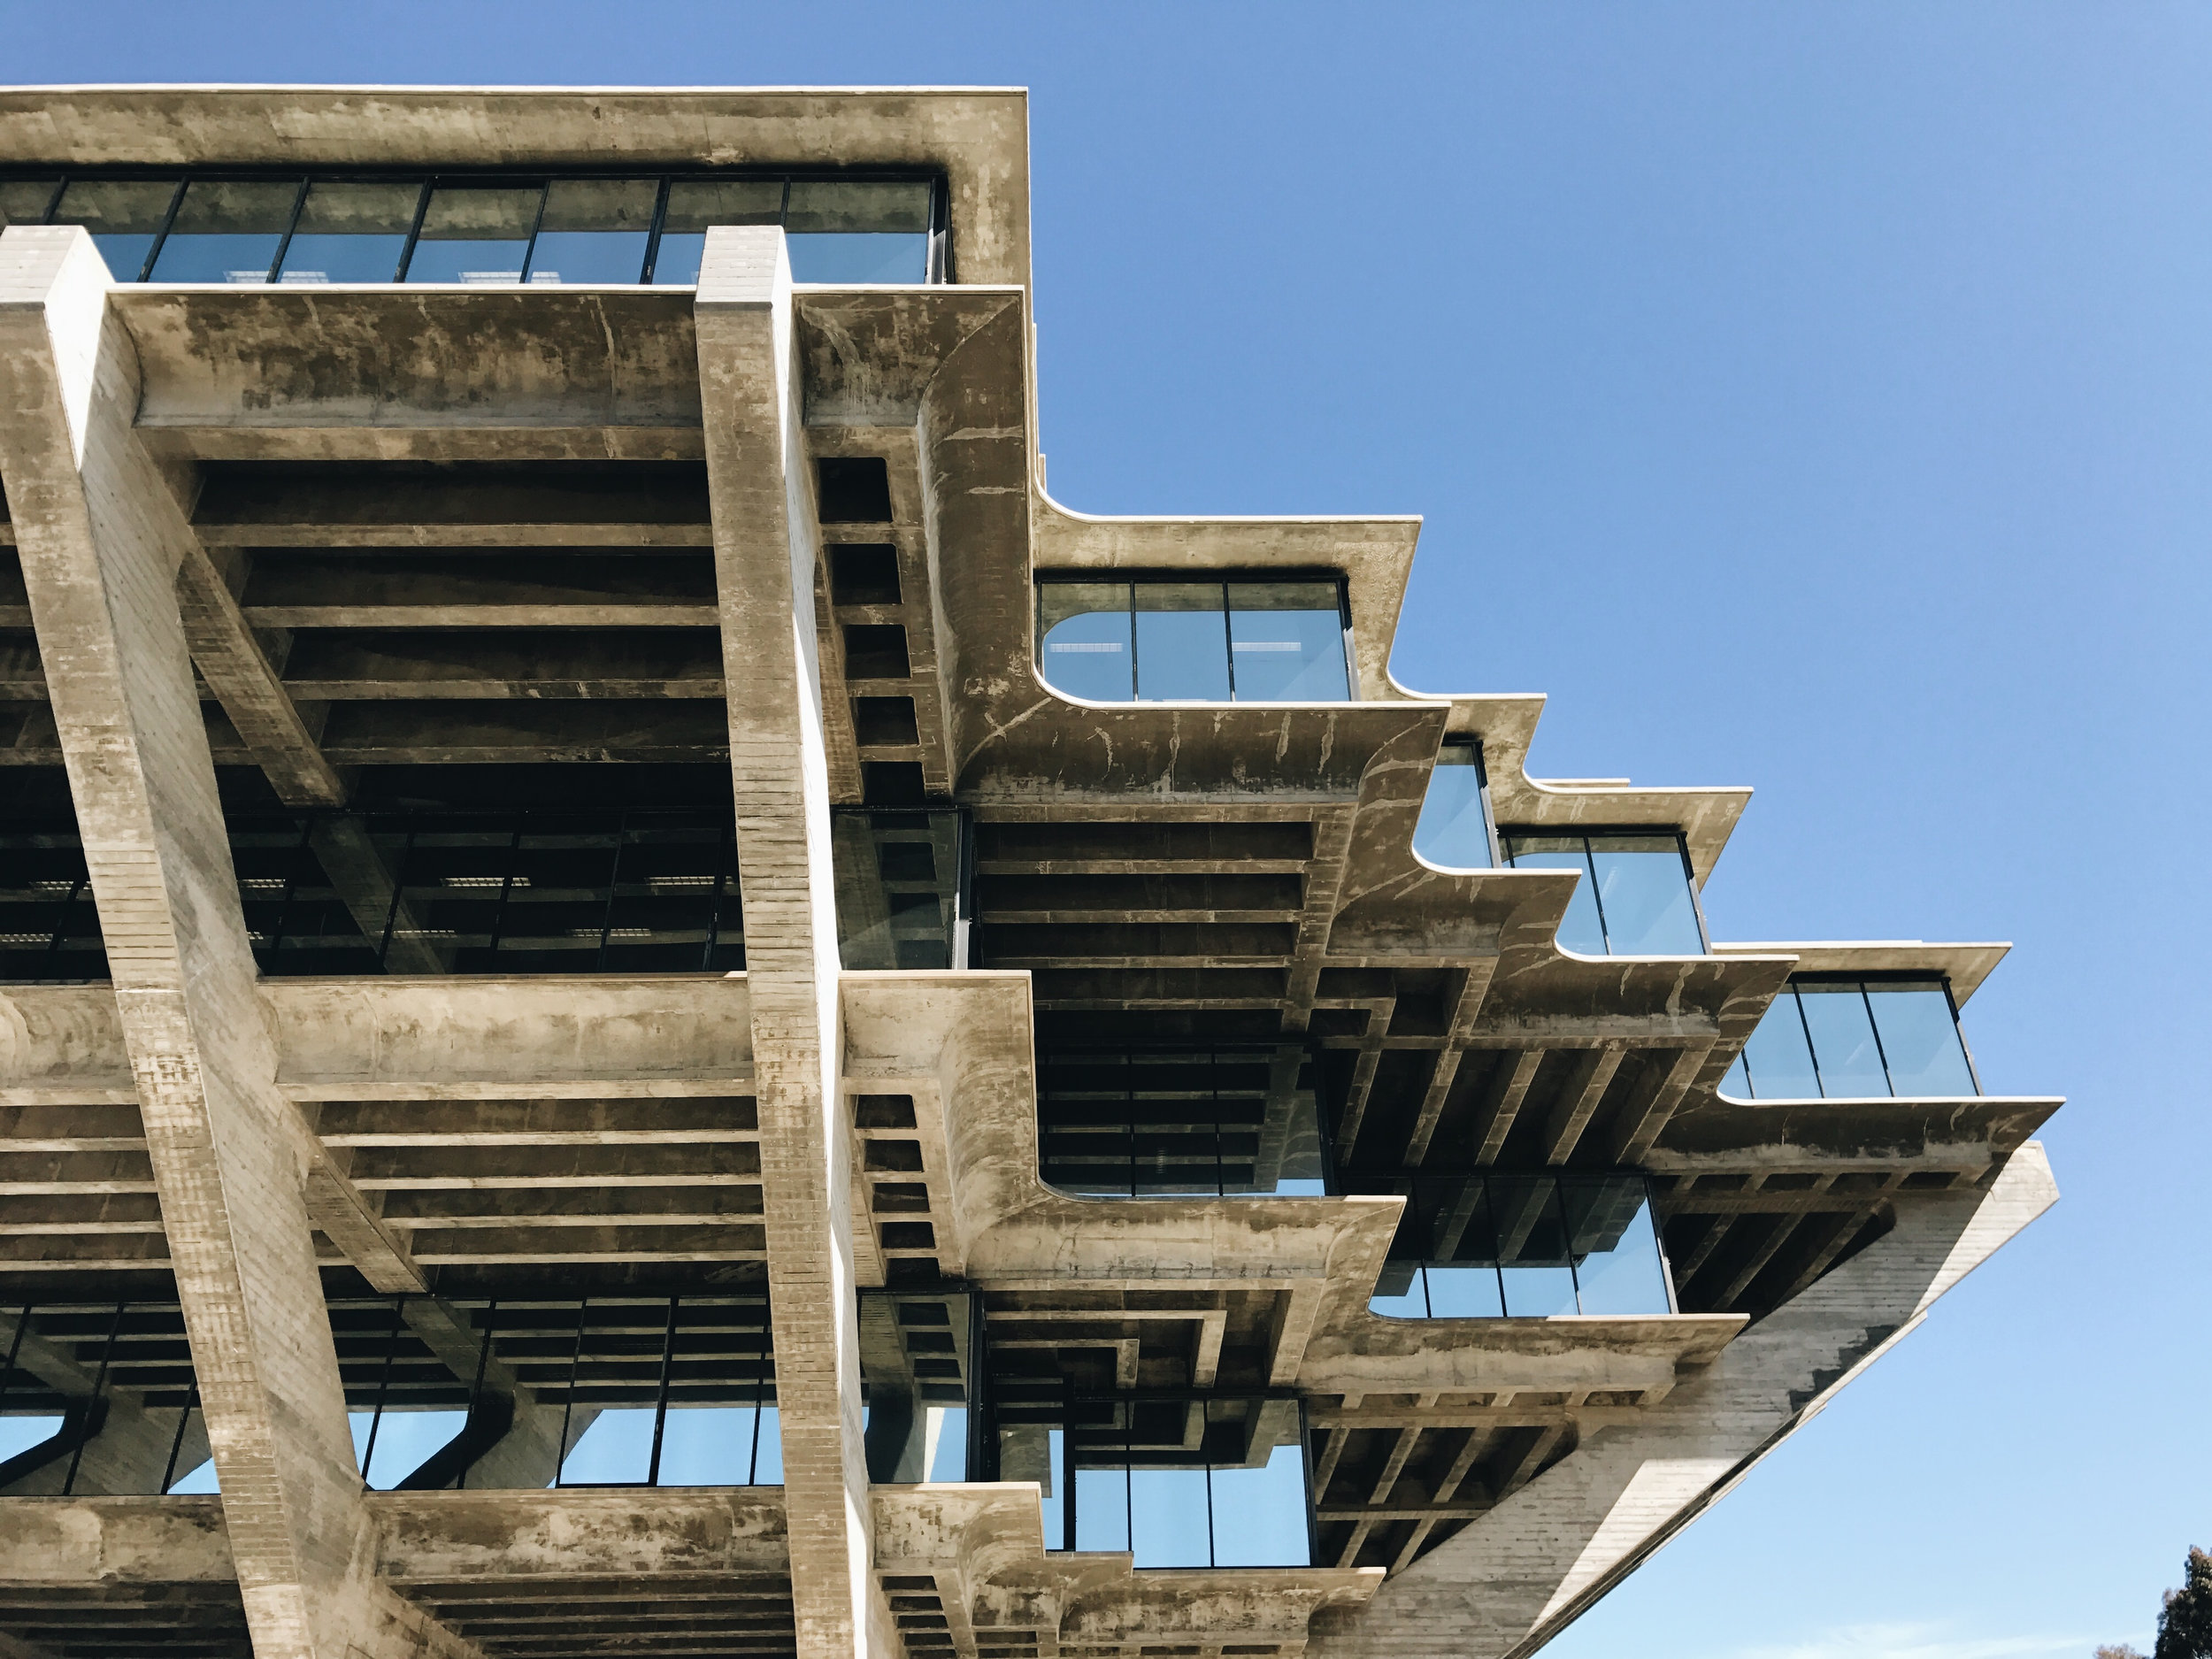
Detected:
left=516, top=181, right=551, bottom=283
left=265, top=176, right=309, bottom=283
left=1793, top=987, right=1825, bottom=1099
left=1219, top=582, right=1238, bottom=701
left=555, top=1298, right=589, bottom=1488
left=62, top=1300, right=125, bottom=1494
left=1858, top=980, right=1899, bottom=1098
left=135, top=177, right=188, bottom=282
left=639, top=177, right=672, bottom=284
left=394, top=180, right=433, bottom=281
left=37, top=176, right=65, bottom=224
left=1580, top=838, right=1610, bottom=954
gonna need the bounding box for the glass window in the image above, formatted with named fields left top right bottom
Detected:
left=278, top=180, right=423, bottom=283
left=1587, top=835, right=1705, bottom=956
left=1413, top=742, right=1494, bottom=870
left=1130, top=1461, right=1213, bottom=1567
left=0, top=179, right=60, bottom=227
left=1494, top=1176, right=1579, bottom=1317
left=350, top=1407, right=468, bottom=1489
left=1797, top=981, right=1889, bottom=1097
left=146, top=178, right=300, bottom=282
left=786, top=180, right=933, bottom=284
left=1209, top=1433, right=1310, bottom=1567
left=405, top=185, right=542, bottom=284
left=527, top=178, right=657, bottom=285
left=50, top=178, right=180, bottom=280
left=652, top=179, right=787, bottom=284
left=1133, top=583, right=1232, bottom=701
left=1039, top=582, right=1134, bottom=701
left=830, top=809, right=964, bottom=972
left=1074, top=1460, right=1131, bottom=1551
left=1865, top=980, right=1978, bottom=1096
left=1502, top=835, right=1606, bottom=956
left=1735, top=987, right=1820, bottom=1098
left=1225, top=581, right=1350, bottom=701
left=1559, top=1177, right=1672, bottom=1315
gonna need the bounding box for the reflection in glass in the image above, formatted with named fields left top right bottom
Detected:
left=1039, top=583, right=1134, bottom=701
left=1865, top=983, right=1978, bottom=1095
left=0, top=179, right=60, bottom=227
left=1588, top=836, right=1705, bottom=955
left=786, top=180, right=933, bottom=284
left=1796, top=982, right=1888, bottom=1097
left=50, top=178, right=180, bottom=280
left=1366, top=1173, right=1673, bottom=1318
left=146, top=178, right=300, bottom=282
left=1133, top=584, right=1232, bottom=700
left=651, top=179, right=787, bottom=284
left=1225, top=582, right=1350, bottom=700
left=0, top=1415, right=64, bottom=1462
left=278, top=180, right=422, bottom=282
left=1035, top=1046, right=1327, bottom=1198
left=830, top=808, right=964, bottom=971
left=405, top=186, right=541, bottom=283
left=1502, top=837, right=1606, bottom=955
left=526, top=178, right=657, bottom=283
left=1413, top=742, right=1494, bottom=870
left=349, top=1407, right=467, bottom=1489
left=1735, top=990, right=1820, bottom=1098
left=1209, top=1440, right=1313, bottom=1567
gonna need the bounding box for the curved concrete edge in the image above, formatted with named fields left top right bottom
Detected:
left=1305, top=1141, right=2059, bottom=1659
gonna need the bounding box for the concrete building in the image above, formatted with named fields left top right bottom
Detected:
left=0, top=86, right=2058, bottom=1659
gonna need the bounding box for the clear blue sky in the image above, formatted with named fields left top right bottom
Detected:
left=13, top=4, right=2208, bottom=1655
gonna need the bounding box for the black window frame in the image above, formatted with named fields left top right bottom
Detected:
left=1495, top=824, right=1711, bottom=956
left=1033, top=569, right=1357, bottom=705
left=4, top=164, right=952, bottom=288
left=1724, top=971, right=1984, bottom=1102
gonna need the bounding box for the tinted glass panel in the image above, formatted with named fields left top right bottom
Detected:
left=1074, top=1463, right=1130, bottom=1550
left=1588, top=836, right=1703, bottom=956
left=1720, top=1052, right=1754, bottom=1097
left=0, top=179, right=59, bottom=227
left=1133, top=584, right=1231, bottom=700
left=147, top=179, right=298, bottom=282
left=788, top=233, right=930, bottom=283
left=1129, top=1464, right=1212, bottom=1566
left=1494, top=1176, right=1579, bottom=1317
left=1413, top=745, right=1493, bottom=869
left=560, top=1407, right=657, bottom=1484
left=1738, top=989, right=1820, bottom=1098
left=1560, top=1178, right=1672, bottom=1314
left=1225, top=581, right=1349, bottom=700
left=279, top=180, right=422, bottom=282
left=526, top=178, right=657, bottom=284
left=652, top=180, right=786, bottom=284
left=1503, top=836, right=1604, bottom=956
left=406, top=186, right=541, bottom=284
left=1208, top=1427, right=1310, bottom=1567
left=656, top=1406, right=763, bottom=1486
left=785, top=180, right=933, bottom=234
left=51, top=178, right=178, bottom=280
left=1424, top=1263, right=1507, bottom=1317
left=352, top=1408, right=466, bottom=1489
left=1038, top=583, right=1133, bottom=701
left=1865, top=981, right=1977, bottom=1095
left=1798, top=981, right=1889, bottom=1096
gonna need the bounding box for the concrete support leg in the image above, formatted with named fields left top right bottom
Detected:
left=698, top=224, right=887, bottom=1659
left=0, top=225, right=469, bottom=1659
left=1306, top=1144, right=2060, bottom=1659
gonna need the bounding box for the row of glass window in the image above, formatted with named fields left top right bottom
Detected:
left=1036, top=579, right=1355, bottom=703
left=1722, top=978, right=1978, bottom=1100
left=1035, top=1047, right=1329, bottom=1198
left=0, top=172, right=941, bottom=288
left=1355, top=1172, right=1675, bottom=1320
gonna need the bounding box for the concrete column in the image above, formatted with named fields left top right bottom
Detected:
left=0, top=226, right=467, bottom=1659
left=1306, top=1145, right=2060, bottom=1659
left=696, top=225, right=887, bottom=1659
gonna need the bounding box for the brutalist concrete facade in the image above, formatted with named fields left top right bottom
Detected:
left=0, top=87, right=2058, bottom=1659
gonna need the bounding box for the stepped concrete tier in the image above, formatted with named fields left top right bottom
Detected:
left=0, top=85, right=2057, bottom=1659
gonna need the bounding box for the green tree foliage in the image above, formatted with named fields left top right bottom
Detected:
left=2154, top=1548, right=2212, bottom=1659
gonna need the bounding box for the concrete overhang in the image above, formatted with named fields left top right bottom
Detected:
left=0, top=1494, right=235, bottom=1583
left=1712, top=938, right=2010, bottom=1003
left=1650, top=1093, right=2063, bottom=1173
left=1298, top=1311, right=1745, bottom=1401
left=0, top=83, right=1033, bottom=287
left=368, top=1487, right=789, bottom=1581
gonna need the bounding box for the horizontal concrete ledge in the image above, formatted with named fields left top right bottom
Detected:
left=1710, top=939, right=2010, bottom=1002
left=370, top=1487, right=788, bottom=1582
left=0, top=1495, right=234, bottom=1583
left=1301, top=1313, right=1746, bottom=1400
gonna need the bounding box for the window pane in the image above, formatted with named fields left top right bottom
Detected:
left=51, top=178, right=178, bottom=280
left=1587, top=837, right=1703, bottom=956
left=526, top=178, right=657, bottom=284
left=1562, top=1178, right=1672, bottom=1314
left=1074, top=1462, right=1130, bottom=1551
left=789, top=234, right=930, bottom=283
left=656, top=1405, right=758, bottom=1486
left=147, top=178, right=297, bottom=282
left=1740, top=989, right=1820, bottom=1098
left=1225, top=582, right=1350, bottom=701
left=1369, top=1262, right=1428, bottom=1317
left=1423, top=1263, right=1506, bottom=1317
left=406, top=186, right=541, bottom=284
left=786, top=180, right=933, bottom=234
left=1502, top=836, right=1604, bottom=956
left=1210, top=1444, right=1310, bottom=1565
left=1720, top=1052, right=1754, bottom=1098
left=560, top=1406, right=657, bottom=1484
left=752, top=1408, right=784, bottom=1483
left=1039, top=583, right=1133, bottom=701
left=0, top=179, right=59, bottom=227
left=280, top=180, right=422, bottom=283
left=1866, top=982, right=1977, bottom=1096
left=168, top=1455, right=219, bottom=1494
left=1413, top=744, right=1493, bottom=869
left=1494, top=1176, right=1578, bottom=1317
left=653, top=180, right=787, bottom=284
left=0, top=1415, right=63, bottom=1461
left=927, top=1405, right=968, bottom=1481
left=1133, top=584, right=1230, bottom=701
left=1798, top=981, right=1889, bottom=1097
left=1130, top=1464, right=1211, bottom=1566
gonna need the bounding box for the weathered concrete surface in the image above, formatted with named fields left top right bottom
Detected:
left=0, top=1494, right=236, bottom=1581
left=369, top=1488, right=789, bottom=1581
left=0, top=1308, right=211, bottom=1496
left=0, top=223, right=464, bottom=1659
left=1307, top=1145, right=2059, bottom=1659
left=0, top=86, right=1033, bottom=287
left=699, top=223, right=887, bottom=1659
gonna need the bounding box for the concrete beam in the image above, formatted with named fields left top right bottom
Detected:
left=1306, top=1146, right=2059, bottom=1659
left=698, top=225, right=885, bottom=1659
left=0, top=224, right=464, bottom=1659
